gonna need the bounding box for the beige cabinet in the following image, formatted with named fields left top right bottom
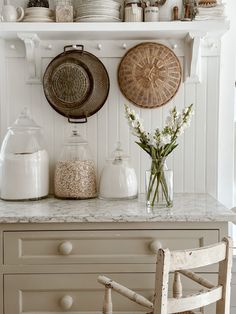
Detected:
left=0, top=222, right=230, bottom=314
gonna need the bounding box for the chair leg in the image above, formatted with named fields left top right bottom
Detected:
left=103, top=287, right=112, bottom=314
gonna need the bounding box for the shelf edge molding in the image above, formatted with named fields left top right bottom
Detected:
left=0, top=21, right=226, bottom=84
left=17, top=32, right=41, bottom=84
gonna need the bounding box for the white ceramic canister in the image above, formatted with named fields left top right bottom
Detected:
left=125, top=0, right=143, bottom=22
left=144, top=6, right=159, bottom=22
left=159, top=0, right=182, bottom=21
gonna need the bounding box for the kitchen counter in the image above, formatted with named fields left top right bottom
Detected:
left=0, top=193, right=235, bottom=224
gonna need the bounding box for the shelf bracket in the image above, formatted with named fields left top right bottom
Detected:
left=17, top=32, right=41, bottom=84
left=184, top=31, right=206, bottom=84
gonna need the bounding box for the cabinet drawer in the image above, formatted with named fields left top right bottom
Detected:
left=4, top=273, right=217, bottom=314
left=3, top=229, right=218, bottom=265
left=4, top=273, right=154, bottom=314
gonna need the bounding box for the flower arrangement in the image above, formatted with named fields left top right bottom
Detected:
left=125, top=104, right=194, bottom=208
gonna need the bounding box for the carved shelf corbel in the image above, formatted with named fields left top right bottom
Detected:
left=184, top=31, right=207, bottom=84
left=17, top=32, right=41, bottom=84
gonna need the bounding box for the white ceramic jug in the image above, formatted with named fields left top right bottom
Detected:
left=0, top=4, right=24, bottom=22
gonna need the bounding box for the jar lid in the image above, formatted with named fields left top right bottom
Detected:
left=9, top=108, right=40, bottom=130
left=65, top=129, right=87, bottom=146
left=109, top=142, right=129, bottom=163
left=125, top=0, right=141, bottom=5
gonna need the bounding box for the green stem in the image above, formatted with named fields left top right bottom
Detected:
left=160, top=173, right=171, bottom=207
left=147, top=172, right=157, bottom=201
left=151, top=172, right=161, bottom=207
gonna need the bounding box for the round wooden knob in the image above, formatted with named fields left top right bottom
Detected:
left=58, top=241, right=73, bottom=255
left=149, top=240, right=162, bottom=254
left=59, top=295, right=73, bottom=310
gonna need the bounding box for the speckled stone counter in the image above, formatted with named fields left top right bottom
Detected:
left=0, top=193, right=235, bottom=224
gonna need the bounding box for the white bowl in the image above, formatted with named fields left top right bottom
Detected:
left=25, top=7, right=54, bottom=17
left=23, top=17, right=55, bottom=22
left=77, top=9, right=120, bottom=19
left=75, top=15, right=121, bottom=22
left=77, top=0, right=120, bottom=10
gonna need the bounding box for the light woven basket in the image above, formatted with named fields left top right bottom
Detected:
left=118, top=42, right=182, bottom=109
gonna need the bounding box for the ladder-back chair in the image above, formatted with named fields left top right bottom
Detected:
left=98, top=237, right=233, bottom=314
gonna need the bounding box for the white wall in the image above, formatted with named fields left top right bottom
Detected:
left=0, top=2, right=235, bottom=204
left=218, top=0, right=236, bottom=208
left=0, top=38, right=221, bottom=195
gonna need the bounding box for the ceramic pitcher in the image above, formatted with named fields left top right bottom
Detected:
left=0, top=4, right=24, bottom=22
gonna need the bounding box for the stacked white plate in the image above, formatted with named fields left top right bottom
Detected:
left=75, top=0, right=121, bottom=22
left=23, top=7, right=55, bottom=22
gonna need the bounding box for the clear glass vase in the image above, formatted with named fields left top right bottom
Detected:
left=145, top=159, right=173, bottom=208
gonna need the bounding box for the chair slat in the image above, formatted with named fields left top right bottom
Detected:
left=179, top=270, right=215, bottom=289
left=168, top=286, right=223, bottom=313
left=170, top=242, right=226, bottom=271
left=98, top=275, right=153, bottom=310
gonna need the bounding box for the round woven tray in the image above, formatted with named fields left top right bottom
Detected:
left=118, top=42, right=182, bottom=109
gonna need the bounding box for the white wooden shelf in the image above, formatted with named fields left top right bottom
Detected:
left=0, top=20, right=229, bottom=40
left=0, top=20, right=229, bottom=84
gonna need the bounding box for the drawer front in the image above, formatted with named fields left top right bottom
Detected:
left=4, top=273, right=216, bottom=314
left=4, top=229, right=218, bottom=265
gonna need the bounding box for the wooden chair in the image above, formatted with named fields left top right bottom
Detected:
left=98, top=237, right=233, bottom=314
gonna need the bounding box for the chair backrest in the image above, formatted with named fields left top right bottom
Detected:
left=153, top=237, right=233, bottom=314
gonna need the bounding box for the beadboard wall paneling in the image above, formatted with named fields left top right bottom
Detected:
left=0, top=42, right=220, bottom=194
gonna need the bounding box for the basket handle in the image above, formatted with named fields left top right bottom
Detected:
left=64, top=45, right=84, bottom=53
left=68, top=116, right=87, bottom=124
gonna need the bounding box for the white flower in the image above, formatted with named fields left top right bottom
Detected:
left=130, top=109, right=136, bottom=116
left=176, top=116, right=182, bottom=126
left=131, top=120, right=138, bottom=128
left=176, top=127, right=184, bottom=136
left=147, top=133, right=156, bottom=146
left=125, top=104, right=193, bottom=158
left=160, top=134, right=172, bottom=145
left=166, top=116, right=174, bottom=128
left=139, top=124, right=145, bottom=133
left=183, top=119, right=191, bottom=129
left=131, top=130, right=139, bottom=137
left=183, top=107, right=189, bottom=115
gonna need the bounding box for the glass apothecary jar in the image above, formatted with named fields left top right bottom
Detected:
left=99, top=143, right=138, bottom=200
left=0, top=108, right=49, bottom=201
left=54, top=129, right=97, bottom=199
left=124, top=0, right=143, bottom=22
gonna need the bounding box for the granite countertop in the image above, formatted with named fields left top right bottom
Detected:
left=0, top=193, right=235, bottom=224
